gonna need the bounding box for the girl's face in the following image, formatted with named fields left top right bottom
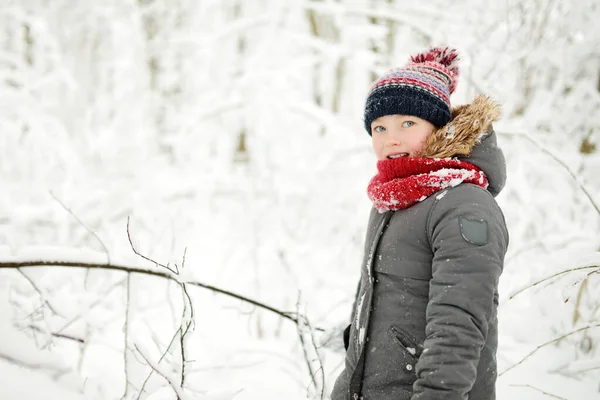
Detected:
left=370, top=114, right=435, bottom=160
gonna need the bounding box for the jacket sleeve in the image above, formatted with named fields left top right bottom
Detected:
left=412, top=185, right=508, bottom=400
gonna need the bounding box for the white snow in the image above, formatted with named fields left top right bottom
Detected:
left=1, top=2, right=599, bottom=400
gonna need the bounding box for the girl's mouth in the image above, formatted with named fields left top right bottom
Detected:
left=387, top=153, right=409, bottom=159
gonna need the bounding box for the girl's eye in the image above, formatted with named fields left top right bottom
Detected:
left=373, top=126, right=385, bottom=133
left=402, top=121, right=415, bottom=128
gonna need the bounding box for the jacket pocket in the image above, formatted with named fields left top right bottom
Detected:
left=343, top=324, right=351, bottom=351
left=387, top=325, right=423, bottom=360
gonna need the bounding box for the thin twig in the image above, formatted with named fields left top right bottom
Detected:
left=509, top=265, right=598, bottom=299
left=176, top=247, right=193, bottom=390
left=549, top=359, right=600, bottom=378
left=509, top=384, right=567, bottom=400
left=500, top=131, right=600, bottom=216
left=16, top=268, right=62, bottom=316
left=25, top=324, right=85, bottom=344
left=126, top=216, right=177, bottom=274
left=16, top=303, right=54, bottom=349
left=179, top=283, right=194, bottom=389
left=77, top=325, right=91, bottom=374
left=134, top=344, right=187, bottom=400
left=49, top=190, right=110, bottom=264
left=20, top=302, right=46, bottom=323
left=305, top=315, right=325, bottom=400
left=180, top=247, right=193, bottom=332
left=0, top=261, right=303, bottom=326
left=572, top=278, right=588, bottom=325
left=296, top=294, right=318, bottom=397
left=563, top=366, right=600, bottom=374
left=500, top=323, right=600, bottom=376
left=121, top=273, right=132, bottom=400
left=56, top=278, right=126, bottom=335
left=136, top=327, right=182, bottom=400
left=179, top=310, right=187, bottom=391
left=181, top=284, right=194, bottom=337
left=0, top=352, right=70, bottom=378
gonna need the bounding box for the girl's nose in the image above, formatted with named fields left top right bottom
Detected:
left=386, top=129, right=403, bottom=145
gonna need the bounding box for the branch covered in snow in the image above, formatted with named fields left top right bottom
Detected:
left=135, top=344, right=190, bottom=400
left=0, top=260, right=303, bottom=326
left=136, top=326, right=183, bottom=400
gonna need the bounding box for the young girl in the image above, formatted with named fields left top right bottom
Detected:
left=331, top=47, right=509, bottom=400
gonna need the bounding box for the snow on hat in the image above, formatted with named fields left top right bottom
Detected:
left=364, top=46, right=460, bottom=134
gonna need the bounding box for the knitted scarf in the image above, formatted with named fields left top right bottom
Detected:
left=367, top=157, right=488, bottom=212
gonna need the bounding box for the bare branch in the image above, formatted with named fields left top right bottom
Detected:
left=56, top=278, right=127, bottom=335
left=508, top=384, right=567, bottom=400
left=126, top=216, right=177, bottom=274
left=305, top=315, right=325, bottom=400
left=179, top=279, right=194, bottom=389
left=499, top=131, right=600, bottom=216
left=121, top=273, right=132, bottom=400
left=16, top=268, right=62, bottom=317
left=136, top=326, right=182, bottom=400
left=77, top=325, right=91, bottom=374
left=572, top=278, right=589, bottom=325
left=0, top=260, right=302, bottom=326
left=25, top=324, right=84, bottom=344
left=0, top=352, right=70, bottom=378
left=500, top=323, right=600, bottom=376
left=296, top=294, right=318, bottom=397
left=181, top=247, right=188, bottom=270
left=134, top=344, right=187, bottom=400
left=49, top=190, right=110, bottom=265
left=509, top=265, right=598, bottom=300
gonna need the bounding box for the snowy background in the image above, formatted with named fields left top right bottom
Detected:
left=1, top=0, right=599, bottom=399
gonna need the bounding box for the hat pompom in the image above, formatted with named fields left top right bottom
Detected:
left=411, top=47, right=460, bottom=94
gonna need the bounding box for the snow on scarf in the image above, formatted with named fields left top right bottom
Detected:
left=367, top=157, right=488, bottom=212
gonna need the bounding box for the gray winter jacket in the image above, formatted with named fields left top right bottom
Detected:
left=331, top=96, right=509, bottom=400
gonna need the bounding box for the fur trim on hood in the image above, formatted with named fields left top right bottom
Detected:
left=420, top=95, right=501, bottom=159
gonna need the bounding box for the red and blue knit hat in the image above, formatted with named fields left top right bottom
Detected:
left=364, top=47, right=460, bottom=134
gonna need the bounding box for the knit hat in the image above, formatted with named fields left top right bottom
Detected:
left=364, top=47, right=460, bottom=134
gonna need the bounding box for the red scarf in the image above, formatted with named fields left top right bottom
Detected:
left=367, top=157, right=488, bottom=212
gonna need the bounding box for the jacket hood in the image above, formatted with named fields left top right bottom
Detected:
left=420, top=95, right=506, bottom=197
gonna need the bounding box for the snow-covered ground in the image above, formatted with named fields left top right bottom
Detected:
left=1, top=0, right=599, bottom=399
